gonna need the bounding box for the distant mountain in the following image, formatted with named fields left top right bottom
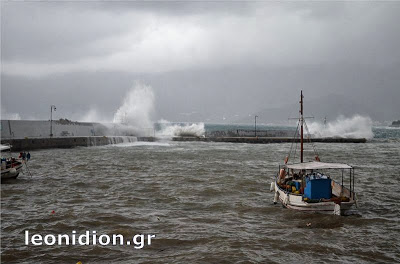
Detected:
left=235, top=93, right=387, bottom=124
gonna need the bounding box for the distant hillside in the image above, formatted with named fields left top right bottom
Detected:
left=235, top=93, right=394, bottom=124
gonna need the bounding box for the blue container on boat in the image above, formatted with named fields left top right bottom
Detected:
left=304, top=178, right=332, bottom=199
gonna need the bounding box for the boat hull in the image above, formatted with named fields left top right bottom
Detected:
left=1, top=163, right=23, bottom=180
left=272, top=181, right=356, bottom=215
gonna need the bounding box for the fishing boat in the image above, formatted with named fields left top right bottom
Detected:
left=270, top=91, right=357, bottom=215
left=1, top=144, right=24, bottom=180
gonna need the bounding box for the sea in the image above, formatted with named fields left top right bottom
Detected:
left=1, top=125, right=399, bottom=263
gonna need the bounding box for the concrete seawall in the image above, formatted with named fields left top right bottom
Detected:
left=1, top=136, right=366, bottom=151
left=1, top=120, right=154, bottom=139
left=1, top=136, right=156, bottom=151
left=173, top=137, right=367, bottom=144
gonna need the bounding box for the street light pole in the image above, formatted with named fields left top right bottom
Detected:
left=255, top=115, right=258, bottom=137
left=50, top=105, right=56, bottom=137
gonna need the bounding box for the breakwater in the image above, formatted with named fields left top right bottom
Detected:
left=1, top=136, right=155, bottom=151
left=0, top=120, right=154, bottom=139
left=205, top=129, right=295, bottom=138
left=173, top=136, right=367, bottom=144
left=1, top=136, right=366, bottom=151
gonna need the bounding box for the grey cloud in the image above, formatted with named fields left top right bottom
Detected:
left=3, top=1, right=400, bottom=69
left=1, top=2, right=136, bottom=63
left=1, top=1, right=399, bottom=123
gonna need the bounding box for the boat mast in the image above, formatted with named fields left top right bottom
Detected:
left=300, top=90, right=304, bottom=163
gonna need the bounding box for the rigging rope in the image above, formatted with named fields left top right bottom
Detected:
left=303, top=119, right=320, bottom=159
left=285, top=116, right=321, bottom=164
left=287, top=121, right=300, bottom=164
left=24, top=161, right=32, bottom=178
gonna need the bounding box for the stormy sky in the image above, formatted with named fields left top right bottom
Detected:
left=1, top=1, right=399, bottom=124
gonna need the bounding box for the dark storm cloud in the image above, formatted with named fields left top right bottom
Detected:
left=90, top=1, right=256, bottom=16
left=1, top=1, right=399, bottom=122
left=3, top=1, right=400, bottom=74
left=1, top=1, right=256, bottom=64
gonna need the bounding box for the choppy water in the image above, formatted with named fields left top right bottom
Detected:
left=1, top=137, right=400, bottom=263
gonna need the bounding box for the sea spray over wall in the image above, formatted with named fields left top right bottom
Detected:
left=308, top=115, right=373, bottom=139
left=1, top=106, right=21, bottom=120
left=113, top=82, right=155, bottom=129
left=79, top=108, right=107, bottom=123
left=157, top=120, right=205, bottom=138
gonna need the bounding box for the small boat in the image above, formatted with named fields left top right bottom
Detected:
left=1, top=144, right=24, bottom=180
left=270, top=91, right=357, bottom=215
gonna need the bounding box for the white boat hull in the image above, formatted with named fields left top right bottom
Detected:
left=272, top=181, right=356, bottom=215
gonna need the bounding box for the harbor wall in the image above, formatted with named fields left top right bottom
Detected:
left=205, top=129, right=296, bottom=138
left=0, top=120, right=366, bottom=151
left=0, top=120, right=154, bottom=139
left=1, top=120, right=107, bottom=139
left=173, top=137, right=367, bottom=144
left=0, top=135, right=366, bottom=151
left=0, top=136, right=156, bottom=151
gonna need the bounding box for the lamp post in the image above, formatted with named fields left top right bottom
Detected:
left=50, top=105, right=56, bottom=137
left=255, top=115, right=258, bottom=137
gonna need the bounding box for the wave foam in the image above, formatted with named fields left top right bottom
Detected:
left=113, top=81, right=154, bottom=129
left=157, top=120, right=205, bottom=138
left=308, top=115, right=373, bottom=139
